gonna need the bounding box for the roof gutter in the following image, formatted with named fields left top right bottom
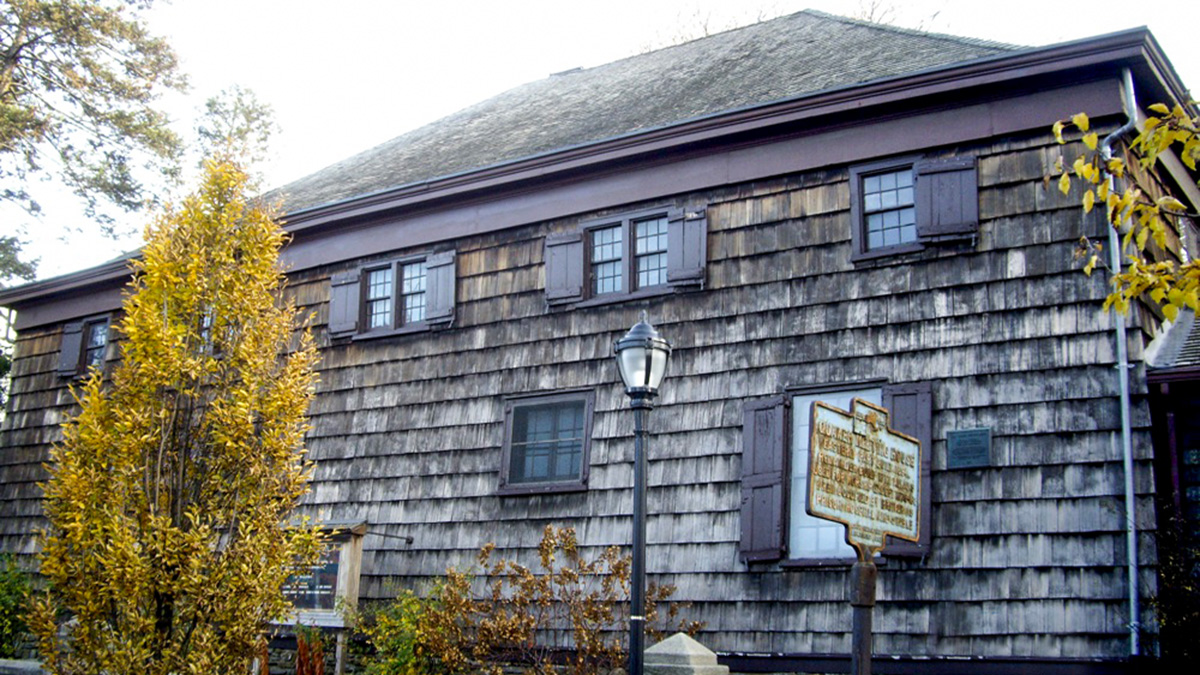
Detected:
left=1099, top=66, right=1141, bottom=658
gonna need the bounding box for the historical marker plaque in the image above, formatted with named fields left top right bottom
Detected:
left=807, top=398, right=921, bottom=558
left=946, top=428, right=991, bottom=469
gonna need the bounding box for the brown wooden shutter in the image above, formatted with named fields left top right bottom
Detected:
left=328, top=271, right=361, bottom=337
left=425, top=250, right=456, bottom=325
left=740, top=396, right=789, bottom=562
left=915, top=156, right=978, bottom=241
left=882, top=381, right=933, bottom=557
left=56, top=322, right=84, bottom=377
left=667, top=207, right=707, bottom=288
left=545, top=231, right=584, bottom=305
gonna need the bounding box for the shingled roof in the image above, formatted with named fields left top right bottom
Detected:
left=272, top=10, right=1018, bottom=214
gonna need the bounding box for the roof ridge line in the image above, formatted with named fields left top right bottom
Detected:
left=799, top=8, right=1023, bottom=51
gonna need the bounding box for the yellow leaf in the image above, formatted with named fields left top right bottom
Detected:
left=1072, top=112, right=1090, bottom=132
left=1164, top=303, right=1180, bottom=322
left=1083, top=189, right=1095, bottom=213
left=1150, top=287, right=1167, bottom=303
left=1083, top=255, right=1098, bottom=276
left=1149, top=103, right=1170, bottom=114
left=1158, top=196, right=1186, bottom=212
left=1083, top=132, right=1098, bottom=150
left=1058, top=172, right=1071, bottom=195
left=1136, top=226, right=1150, bottom=251
left=1053, top=120, right=1066, bottom=144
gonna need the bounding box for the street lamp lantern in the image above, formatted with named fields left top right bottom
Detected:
left=614, top=313, right=672, bottom=404
left=614, top=312, right=671, bottom=675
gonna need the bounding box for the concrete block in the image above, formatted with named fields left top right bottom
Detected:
left=644, top=633, right=729, bottom=675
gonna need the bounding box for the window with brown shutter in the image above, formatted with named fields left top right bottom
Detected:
left=850, top=155, right=978, bottom=261
left=544, top=206, right=707, bottom=307
left=327, top=250, right=456, bottom=340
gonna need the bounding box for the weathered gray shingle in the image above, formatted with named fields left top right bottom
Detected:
left=271, top=10, right=1018, bottom=214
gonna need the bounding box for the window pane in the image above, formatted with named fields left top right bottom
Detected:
left=591, top=226, right=624, bottom=295
left=368, top=298, right=392, bottom=328
left=400, top=261, right=427, bottom=325
left=83, top=321, right=108, bottom=368
left=634, top=216, right=668, bottom=289
left=594, top=260, right=622, bottom=295
left=635, top=217, right=667, bottom=255
left=509, top=400, right=587, bottom=484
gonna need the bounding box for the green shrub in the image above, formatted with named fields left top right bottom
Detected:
left=359, top=526, right=702, bottom=675
left=0, top=554, right=30, bottom=658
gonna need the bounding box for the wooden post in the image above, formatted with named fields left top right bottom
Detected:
left=850, top=558, right=877, bottom=675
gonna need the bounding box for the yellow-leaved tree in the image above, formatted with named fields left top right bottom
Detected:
left=28, top=158, right=322, bottom=675
left=1054, top=104, right=1200, bottom=317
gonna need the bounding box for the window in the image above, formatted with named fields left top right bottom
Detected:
left=499, top=391, right=595, bottom=493
left=850, top=155, right=979, bottom=260
left=281, top=521, right=364, bottom=628
left=739, top=382, right=932, bottom=564
left=862, top=169, right=916, bottom=250
left=57, top=314, right=111, bottom=377
left=586, top=214, right=670, bottom=298
left=545, top=206, right=707, bottom=306
left=327, top=251, right=455, bottom=339
left=82, top=319, right=109, bottom=370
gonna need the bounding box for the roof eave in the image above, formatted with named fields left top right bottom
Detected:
left=0, top=256, right=130, bottom=309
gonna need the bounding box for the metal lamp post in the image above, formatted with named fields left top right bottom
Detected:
left=613, top=313, right=671, bottom=675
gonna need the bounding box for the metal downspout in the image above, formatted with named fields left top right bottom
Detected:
left=1098, top=67, right=1140, bottom=657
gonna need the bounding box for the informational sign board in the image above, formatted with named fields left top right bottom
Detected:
left=807, top=398, right=921, bottom=559
left=282, top=545, right=341, bottom=611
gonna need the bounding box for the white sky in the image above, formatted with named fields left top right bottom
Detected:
left=13, top=0, right=1200, bottom=280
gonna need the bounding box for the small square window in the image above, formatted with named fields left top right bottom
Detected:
left=500, top=391, right=595, bottom=493
left=861, top=167, right=916, bottom=250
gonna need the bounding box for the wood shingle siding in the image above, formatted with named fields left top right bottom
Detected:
left=236, top=128, right=1154, bottom=659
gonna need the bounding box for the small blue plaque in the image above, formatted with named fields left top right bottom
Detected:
left=947, top=428, right=991, bottom=469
